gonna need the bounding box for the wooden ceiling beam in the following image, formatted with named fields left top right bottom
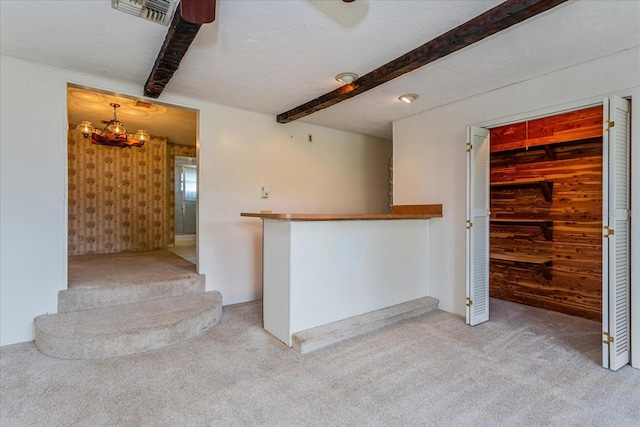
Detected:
left=144, top=5, right=203, bottom=98
left=276, top=0, right=569, bottom=124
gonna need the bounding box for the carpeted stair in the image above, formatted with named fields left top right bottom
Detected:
left=57, top=275, right=206, bottom=312
left=35, top=292, right=222, bottom=359
left=34, top=250, right=222, bottom=359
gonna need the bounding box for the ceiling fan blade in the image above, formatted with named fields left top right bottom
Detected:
left=180, top=0, right=216, bottom=24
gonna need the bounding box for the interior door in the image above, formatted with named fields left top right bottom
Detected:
left=175, top=164, right=197, bottom=235
left=466, top=126, right=490, bottom=325
left=182, top=166, right=197, bottom=234
left=602, top=96, right=631, bottom=371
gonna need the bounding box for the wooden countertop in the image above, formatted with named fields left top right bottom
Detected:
left=241, top=204, right=442, bottom=221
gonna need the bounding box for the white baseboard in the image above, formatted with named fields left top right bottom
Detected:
left=175, top=234, right=196, bottom=246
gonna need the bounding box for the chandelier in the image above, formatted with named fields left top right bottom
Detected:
left=76, top=103, right=150, bottom=148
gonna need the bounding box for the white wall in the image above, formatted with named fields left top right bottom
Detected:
left=393, top=47, right=640, bottom=367
left=0, top=55, right=392, bottom=346
left=0, top=56, right=68, bottom=346
left=199, top=106, right=392, bottom=305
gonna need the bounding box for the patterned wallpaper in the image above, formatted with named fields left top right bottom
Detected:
left=167, top=143, right=196, bottom=245
left=68, top=130, right=168, bottom=255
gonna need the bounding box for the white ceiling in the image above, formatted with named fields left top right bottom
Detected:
left=1, top=1, right=639, bottom=141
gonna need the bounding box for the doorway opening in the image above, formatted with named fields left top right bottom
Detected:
left=466, top=97, right=632, bottom=371
left=488, top=106, right=603, bottom=321
left=168, top=156, right=197, bottom=264
left=66, top=84, right=199, bottom=269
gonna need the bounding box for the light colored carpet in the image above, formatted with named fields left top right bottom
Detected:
left=36, top=292, right=222, bottom=359
left=2, top=298, right=639, bottom=426
left=51, top=250, right=215, bottom=359
left=61, top=250, right=205, bottom=312
left=68, top=250, right=199, bottom=289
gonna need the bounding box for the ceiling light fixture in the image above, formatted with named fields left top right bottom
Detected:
left=77, top=103, right=149, bottom=149
left=335, top=72, right=358, bottom=85
left=399, top=94, right=419, bottom=104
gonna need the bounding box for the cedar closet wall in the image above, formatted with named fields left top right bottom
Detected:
left=489, top=106, right=603, bottom=321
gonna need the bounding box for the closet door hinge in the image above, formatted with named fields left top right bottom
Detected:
left=466, top=143, right=473, bottom=152
left=604, top=119, right=615, bottom=132
left=603, top=226, right=615, bottom=238
left=466, top=220, right=473, bottom=229
left=603, top=331, right=614, bottom=345
left=466, top=298, right=473, bottom=307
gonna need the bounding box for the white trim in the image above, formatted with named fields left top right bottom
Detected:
left=62, top=77, right=69, bottom=295
left=195, top=111, right=201, bottom=274
left=473, top=87, right=637, bottom=129
left=175, top=234, right=196, bottom=246
left=629, top=88, right=640, bottom=369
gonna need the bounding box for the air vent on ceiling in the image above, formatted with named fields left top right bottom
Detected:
left=111, top=0, right=177, bottom=26
left=134, top=100, right=154, bottom=109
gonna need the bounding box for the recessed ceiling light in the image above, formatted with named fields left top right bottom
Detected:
left=335, top=72, right=358, bottom=85
left=399, top=94, right=419, bottom=104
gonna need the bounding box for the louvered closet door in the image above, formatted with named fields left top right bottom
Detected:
left=466, top=126, right=490, bottom=325
left=602, top=96, right=630, bottom=371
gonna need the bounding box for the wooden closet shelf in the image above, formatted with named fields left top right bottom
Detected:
left=491, top=142, right=558, bottom=160
left=491, top=179, right=553, bottom=202
left=490, top=252, right=552, bottom=280
left=490, top=218, right=553, bottom=240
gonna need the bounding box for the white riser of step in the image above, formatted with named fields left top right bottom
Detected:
left=292, top=296, right=439, bottom=354
left=58, top=275, right=205, bottom=312
left=36, top=291, right=222, bottom=359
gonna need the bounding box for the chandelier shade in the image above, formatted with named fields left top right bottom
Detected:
left=134, top=129, right=151, bottom=142
left=77, top=121, right=95, bottom=136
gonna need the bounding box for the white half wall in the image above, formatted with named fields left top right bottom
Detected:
left=392, top=47, right=640, bottom=367
left=0, top=55, right=392, bottom=346
left=261, top=218, right=431, bottom=346
left=289, top=219, right=430, bottom=334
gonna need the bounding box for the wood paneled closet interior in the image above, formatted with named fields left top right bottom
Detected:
left=489, top=106, right=603, bottom=321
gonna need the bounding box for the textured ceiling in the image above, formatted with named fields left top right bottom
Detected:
left=1, top=1, right=639, bottom=141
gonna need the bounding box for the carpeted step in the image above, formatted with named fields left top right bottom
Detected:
left=35, top=291, right=222, bottom=359
left=291, top=296, right=439, bottom=353
left=58, top=275, right=206, bottom=312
